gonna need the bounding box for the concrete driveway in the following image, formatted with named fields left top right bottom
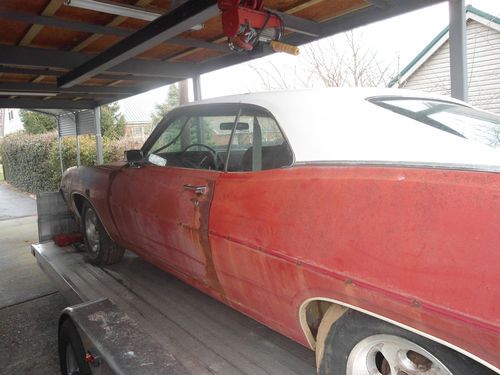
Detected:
left=0, top=182, right=66, bottom=374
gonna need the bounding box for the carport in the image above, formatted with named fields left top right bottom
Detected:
left=0, top=0, right=469, bottom=160
left=0, top=0, right=472, bottom=374
left=0, top=0, right=470, bottom=160
left=0, top=0, right=468, bottom=110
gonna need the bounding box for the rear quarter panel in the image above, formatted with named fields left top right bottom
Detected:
left=209, top=166, right=500, bottom=369
left=60, top=164, right=125, bottom=242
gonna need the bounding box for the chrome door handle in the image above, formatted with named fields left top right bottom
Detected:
left=183, top=184, right=208, bottom=195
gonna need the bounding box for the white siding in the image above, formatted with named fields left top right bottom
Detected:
left=400, top=20, right=500, bottom=114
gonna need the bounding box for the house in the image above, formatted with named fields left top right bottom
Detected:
left=119, top=102, right=153, bottom=141
left=390, top=6, right=500, bottom=114
left=0, top=108, right=23, bottom=137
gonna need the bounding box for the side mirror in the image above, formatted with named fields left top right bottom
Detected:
left=125, top=149, right=143, bottom=166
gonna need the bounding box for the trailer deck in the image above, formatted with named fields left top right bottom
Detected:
left=32, top=241, right=316, bottom=375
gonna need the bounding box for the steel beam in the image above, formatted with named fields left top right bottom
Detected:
left=0, top=66, right=176, bottom=83
left=0, top=98, right=97, bottom=109
left=270, top=10, right=321, bottom=37
left=0, top=82, right=136, bottom=95
left=0, top=10, right=227, bottom=52
left=58, top=0, right=219, bottom=88
left=449, top=0, right=468, bottom=101
left=0, top=9, right=130, bottom=37
left=0, top=45, right=195, bottom=78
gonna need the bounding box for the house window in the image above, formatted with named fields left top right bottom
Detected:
left=131, top=127, right=143, bottom=137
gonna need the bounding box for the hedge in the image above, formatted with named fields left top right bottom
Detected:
left=0, top=132, right=141, bottom=193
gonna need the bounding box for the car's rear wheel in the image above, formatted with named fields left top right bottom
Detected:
left=81, top=201, right=124, bottom=265
left=317, top=309, right=494, bottom=375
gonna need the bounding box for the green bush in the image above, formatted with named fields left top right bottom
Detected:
left=1, top=132, right=57, bottom=192
left=0, top=132, right=136, bottom=194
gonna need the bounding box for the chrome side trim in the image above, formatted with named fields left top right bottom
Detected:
left=298, top=297, right=499, bottom=374
left=293, top=160, right=500, bottom=173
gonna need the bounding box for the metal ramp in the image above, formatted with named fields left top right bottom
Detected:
left=32, top=242, right=316, bottom=375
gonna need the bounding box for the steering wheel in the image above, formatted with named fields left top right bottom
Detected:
left=180, top=143, right=220, bottom=170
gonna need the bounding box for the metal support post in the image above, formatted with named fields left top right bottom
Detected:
left=56, top=116, right=64, bottom=175
left=193, top=75, right=202, bottom=101
left=58, top=136, right=64, bottom=175
left=75, top=112, right=81, bottom=166
left=95, top=107, right=103, bottom=164
left=76, top=135, right=81, bottom=166
left=449, top=0, right=468, bottom=101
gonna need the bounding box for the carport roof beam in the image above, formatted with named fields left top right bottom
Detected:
left=0, top=66, right=180, bottom=83
left=58, top=0, right=219, bottom=88
left=0, top=45, right=195, bottom=79
left=0, top=10, right=228, bottom=52
left=0, top=82, right=138, bottom=96
left=0, top=98, right=98, bottom=110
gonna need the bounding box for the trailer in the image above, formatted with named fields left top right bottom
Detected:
left=32, top=192, right=316, bottom=375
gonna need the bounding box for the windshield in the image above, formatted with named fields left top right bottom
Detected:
left=370, top=98, right=500, bottom=149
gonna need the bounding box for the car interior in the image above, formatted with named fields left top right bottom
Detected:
left=145, top=112, right=294, bottom=172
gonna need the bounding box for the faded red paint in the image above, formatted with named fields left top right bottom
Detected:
left=61, top=164, right=500, bottom=369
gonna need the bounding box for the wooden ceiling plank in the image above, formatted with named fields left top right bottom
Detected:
left=285, top=0, right=326, bottom=14
left=19, top=0, right=64, bottom=46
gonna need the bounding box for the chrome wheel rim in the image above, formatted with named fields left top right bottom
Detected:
left=346, top=334, right=453, bottom=375
left=65, top=344, right=80, bottom=375
left=84, top=208, right=100, bottom=254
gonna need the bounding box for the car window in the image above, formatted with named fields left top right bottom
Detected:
left=146, top=114, right=237, bottom=170
left=370, top=98, right=500, bottom=149
left=226, top=113, right=293, bottom=172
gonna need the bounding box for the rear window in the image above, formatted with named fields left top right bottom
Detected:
left=369, top=97, right=500, bottom=149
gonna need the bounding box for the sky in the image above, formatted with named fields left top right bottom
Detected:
left=118, top=0, right=500, bottom=119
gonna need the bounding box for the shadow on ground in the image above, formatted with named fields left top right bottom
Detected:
left=0, top=182, right=65, bottom=374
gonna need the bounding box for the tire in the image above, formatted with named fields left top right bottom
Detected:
left=59, top=318, right=92, bottom=375
left=317, top=309, right=494, bottom=375
left=81, top=201, right=124, bottom=265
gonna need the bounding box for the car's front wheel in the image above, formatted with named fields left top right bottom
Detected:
left=317, top=309, right=494, bottom=375
left=81, top=201, right=124, bottom=265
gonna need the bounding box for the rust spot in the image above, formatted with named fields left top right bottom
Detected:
left=106, top=169, right=122, bottom=237
left=196, top=179, right=226, bottom=299
left=411, top=299, right=421, bottom=308
left=344, top=278, right=353, bottom=285
left=296, top=259, right=303, bottom=266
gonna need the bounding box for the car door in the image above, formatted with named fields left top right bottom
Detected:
left=109, top=107, right=239, bottom=292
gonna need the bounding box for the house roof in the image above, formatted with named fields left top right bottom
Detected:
left=119, top=101, right=151, bottom=124
left=389, top=5, right=500, bottom=87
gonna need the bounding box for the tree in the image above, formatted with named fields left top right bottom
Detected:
left=151, top=84, right=180, bottom=126
left=100, top=102, right=126, bottom=140
left=249, top=30, right=398, bottom=90
left=20, top=110, right=57, bottom=134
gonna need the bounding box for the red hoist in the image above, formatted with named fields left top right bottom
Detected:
left=218, top=0, right=299, bottom=55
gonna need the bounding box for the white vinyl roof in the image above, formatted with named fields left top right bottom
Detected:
left=188, top=88, right=500, bottom=171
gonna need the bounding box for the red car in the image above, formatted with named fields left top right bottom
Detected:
left=60, top=89, right=500, bottom=375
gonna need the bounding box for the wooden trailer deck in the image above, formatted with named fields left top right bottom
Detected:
left=32, top=241, right=316, bottom=375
